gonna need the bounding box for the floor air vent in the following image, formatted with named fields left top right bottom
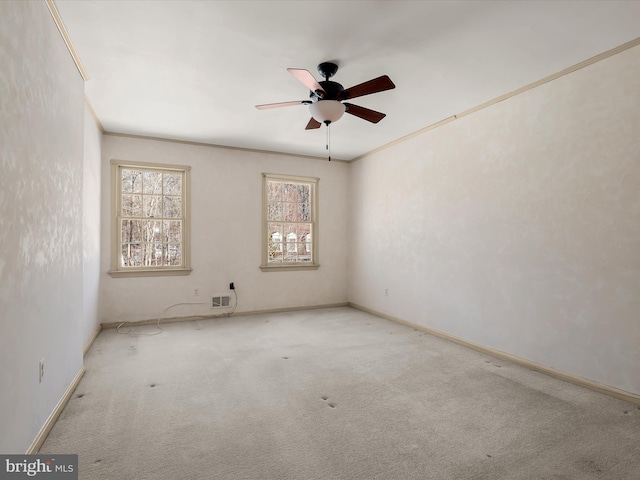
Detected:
left=211, top=295, right=231, bottom=308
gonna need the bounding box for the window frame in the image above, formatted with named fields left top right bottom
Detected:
left=109, top=159, right=192, bottom=277
left=260, top=173, right=320, bottom=272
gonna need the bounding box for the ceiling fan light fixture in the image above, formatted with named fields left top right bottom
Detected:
left=309, top=100, right=345, bottom=125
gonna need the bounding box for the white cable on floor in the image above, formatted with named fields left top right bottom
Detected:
left=116, top=289, right=239, bottom=336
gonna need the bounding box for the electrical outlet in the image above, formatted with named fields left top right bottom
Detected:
left=39, top=358, right=45, bottom=383
left=385, top=288, right=389, bottom=296
left=194, top=288, right=199, bottom=296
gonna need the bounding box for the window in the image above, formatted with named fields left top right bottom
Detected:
left=109, top=160, right=191, bottom=277
left=261, top=173, right=319, bottom=271
left=272, top=232, right=283, bottom=252
left=286, top=232, right=297, bottom=253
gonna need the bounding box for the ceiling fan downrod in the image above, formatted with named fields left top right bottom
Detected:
left=317, top=62, right=339, bottom=81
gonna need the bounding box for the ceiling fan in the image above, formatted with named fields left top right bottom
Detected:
left=255, top=62, right=395, bottom=130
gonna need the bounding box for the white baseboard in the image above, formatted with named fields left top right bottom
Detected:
left=349, top=302, right=640, bottom=406
left=83, top=326, right=102, bottom=356
left=100, top=302, right=350, bottom=329
left=26, top=366, right=86, bottom=454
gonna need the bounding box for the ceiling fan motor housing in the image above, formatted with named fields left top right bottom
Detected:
left=310, top=80, right=344, bottom=100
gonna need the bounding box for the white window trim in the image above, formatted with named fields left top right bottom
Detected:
left=109, top=159, right=192, bottom=277
left=261, top=173, right=320, bottom=272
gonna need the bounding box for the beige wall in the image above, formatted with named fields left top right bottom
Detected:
left=100, top=135, right=349, bottom=323
left=349, top=45, right=640, bottom=395
left=82, top=105, right=103, bottom=346
left=0, top=1, right=85, bottom=452
left=2, top=1, right=637, bottom=453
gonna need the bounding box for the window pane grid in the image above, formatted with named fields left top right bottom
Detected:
left=119, top=167, right=184, bottom=269
left=265, top=178, right=314, bottom=265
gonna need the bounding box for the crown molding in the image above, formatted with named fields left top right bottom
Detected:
left=44, top=0, right=89, bottom=81
left=103, top=132, right=351, bottom=164
left=456, top=36, right=640, bottom=121
left=352, top=37, right=640, bottom=163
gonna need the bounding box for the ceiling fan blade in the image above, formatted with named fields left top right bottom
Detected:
left=338, top=75, right=395, bottom=101
left=305, top=118, right=321, bottom=130
left=288, top=68, right=326, bottom=98
left=344, top=103, right=386, bottom=123
left=255, top=100, right=309, bottom=110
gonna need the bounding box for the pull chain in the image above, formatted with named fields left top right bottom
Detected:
left=326, top=123, right=331, bottom=161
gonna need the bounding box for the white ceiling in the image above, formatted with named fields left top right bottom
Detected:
left=55, top=0, right=640, bottom=161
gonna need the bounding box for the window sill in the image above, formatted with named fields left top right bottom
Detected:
left=108, top=268, right=192, bottom=278
left=259, top=264, right=320, bottom=272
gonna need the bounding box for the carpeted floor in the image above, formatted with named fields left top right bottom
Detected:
left=40, top=307, right=640, bottom=479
